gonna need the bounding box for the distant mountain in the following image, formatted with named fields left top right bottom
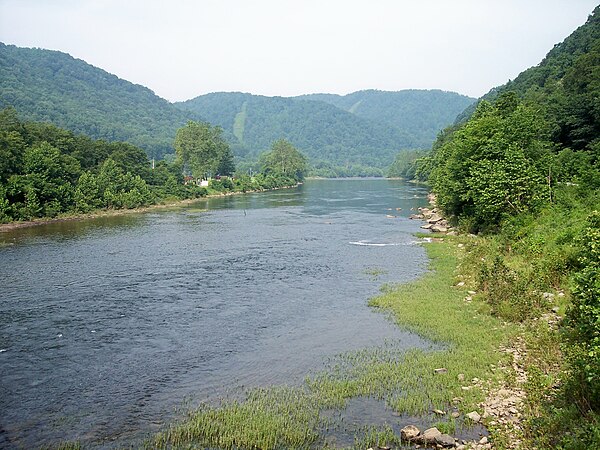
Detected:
left=0, top=42, right=475, bottom=168
left=176, top=92, right=419, bottom=167
left=0, top=43, right=199, bottom=159
left=175, top=90, right=473, bottom=167
left=297, top=90, right=475, bottom=147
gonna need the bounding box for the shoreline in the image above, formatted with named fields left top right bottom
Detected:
left=0, top=184, right=300, bottom=233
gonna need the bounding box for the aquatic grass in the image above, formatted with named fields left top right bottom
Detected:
left=150, top=239, right=517, bottom=449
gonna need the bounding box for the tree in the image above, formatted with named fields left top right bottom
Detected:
left=260, top=139, right=308, bottom=182
left=428, top=93, right=552, bottom=230
left=174, top=121, right=230, bottom=179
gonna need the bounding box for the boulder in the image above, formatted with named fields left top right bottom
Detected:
left=400, top=424, right=420, bottom=441
left=431, top=224, right=448, bottom=233
left=466, top=411, right=481, bottom=423
left=420, top=223, right=433, bottom=229
left=427, top=213, right=443, bottom=223
left=435, top=433, right=456, bottom=447
left=417, top=427, right=442, bottom=444
left=409, top=214, right=424, bottom=220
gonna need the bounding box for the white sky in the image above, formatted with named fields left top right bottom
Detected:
left=0, top=0, right=597, bottom=102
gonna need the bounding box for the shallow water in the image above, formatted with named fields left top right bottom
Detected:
left=0, top=178, right=431, bottom=448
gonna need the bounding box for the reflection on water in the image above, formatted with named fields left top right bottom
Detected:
left=0, top=179, right=431, bottom=448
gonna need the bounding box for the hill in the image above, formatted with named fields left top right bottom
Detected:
left=418, top=7, right=600, bottom=447
left=298, top=89, right=475, bottom=147
left=175, top=92, right=418, bottom=168
left=0, top=43, right=199, bottom=159
left=456, top=6, right=600, bottom=128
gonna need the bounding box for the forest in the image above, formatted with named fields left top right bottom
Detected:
left=0, top=108, right=307, bottom=223
left=393, top=6, right=600, bottom=448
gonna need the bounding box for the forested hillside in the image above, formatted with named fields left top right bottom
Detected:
left=175, top=92, right=417, bottom=169
left=0, top=43, right=199, bottom=160
left=299, top=89, right=475, bottom=147
left=411, top=6, right=600, bottom=448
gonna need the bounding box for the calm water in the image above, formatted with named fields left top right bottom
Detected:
left=0, top=179, right=431, bottom=448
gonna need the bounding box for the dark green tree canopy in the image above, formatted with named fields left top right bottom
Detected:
left=174, top=121, right=233, bottom=178
left=259, top=139, right=308, bottom=182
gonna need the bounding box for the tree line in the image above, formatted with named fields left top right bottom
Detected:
left=0, top=108, right=308, bottom=223
left=387, top=6, right=600, bottom=446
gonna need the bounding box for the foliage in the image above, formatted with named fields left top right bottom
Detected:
left=175, top=91, right=463, bottom=168
left=0, top=43, right=201, bottom=160
left=386, top=149, right=427, bottom=179
left=428, top=94, right=552, bottom=231
left=565, top=211, right=600, bottom=410
left=259, top=139, right=308, bottom=182
left=174, top=121, right=232, bottom=178
left=299, top=89, right=475, bottom=148
left=0, top=109, right=305, bottom=223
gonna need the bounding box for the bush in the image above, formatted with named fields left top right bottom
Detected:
left=565, top=211, right=600, bottom=410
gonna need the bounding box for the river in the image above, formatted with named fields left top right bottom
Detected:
left=0, top=178, right=431, bottom=448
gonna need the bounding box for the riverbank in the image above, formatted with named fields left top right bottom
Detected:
left=147, top=237, right=520, bottom=449
left=0, top=183, right=300, bottom=233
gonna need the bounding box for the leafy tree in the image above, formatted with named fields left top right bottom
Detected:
left=428, top=93, right=552, bottom=230
left=260, top=139, right=308, bottom=182
left=566, top=212, right=600, bottom=409
left=174, top=121, right=230, bottom=179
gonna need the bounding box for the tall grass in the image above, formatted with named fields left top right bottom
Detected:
left=150, top=240, right=517, bottom=449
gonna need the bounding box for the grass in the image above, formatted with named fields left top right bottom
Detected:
left=149, top=238, right=519, bottom=449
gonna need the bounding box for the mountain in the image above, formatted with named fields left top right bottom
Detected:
left=297, top=89, right=475, bottom=147
left=456, top=6, right=600, bottom=127
left=0, top=42, right=475, bottom=169
left=0, top=43, right=199, bottom=159
left=175, top=92, right=419, bottom=167
left=175, top=90, right=474, bottom=167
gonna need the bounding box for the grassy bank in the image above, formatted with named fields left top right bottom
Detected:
left=149, top=239, right=518, bottom=449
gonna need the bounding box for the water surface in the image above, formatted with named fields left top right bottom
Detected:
left=0, top=179, right=431, bottom=448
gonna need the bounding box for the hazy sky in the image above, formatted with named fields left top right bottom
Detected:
left=0, top=0, right=598, bottom=101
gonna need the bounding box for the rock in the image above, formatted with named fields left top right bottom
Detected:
left=431, top=224, right=448, bottom=233
left=433, top=409, right=446, bottom=415
left=451, top=411, right=460, bottom=418
left=409, top=214, right=424, bottom=220
left=400, top=424, right=420, bottom=441
left=434, top=368, right=448, bottom=374
left=447, top=230, right=458, bottom=236
left=427, top=213, right=443, bottom=223
left=420, top=427, right=442, bottom=444
left=479, top=436, right=489, bottom=444
left=456, top=281, right=465, bottom=287
left=467, top=290, right=476, bottom=295
left=466, top=411, right=481, bottom=423
left=435, top=434, right=455, bottom=447
left=420, top=223, right=433, bottom=229
left=395, top=207, right=402, bottom=211
left=552, top=306, right=560, bottom=313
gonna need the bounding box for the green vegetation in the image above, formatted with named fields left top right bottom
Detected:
left=0, top=109, right=306, bottom=223
left=176, top=92, right=415, bottom=171
left=174, top=120, right=233, bottom=178
left=176, top=91, right=473, bottom=174
left=259, top=139, right=308, bottom=182
left=404, top=6, right=600, bottom=447
left=150, top=241, right=515, bottom=449
left=299, top=89, right=475, bottom=148
left=0, top=43, right=199, bottom=160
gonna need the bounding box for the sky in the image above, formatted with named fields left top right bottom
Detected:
left=0, top=0, right=598, bottom=102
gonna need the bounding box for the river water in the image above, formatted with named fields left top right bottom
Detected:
left=0, top=179, right=431, bottom=448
